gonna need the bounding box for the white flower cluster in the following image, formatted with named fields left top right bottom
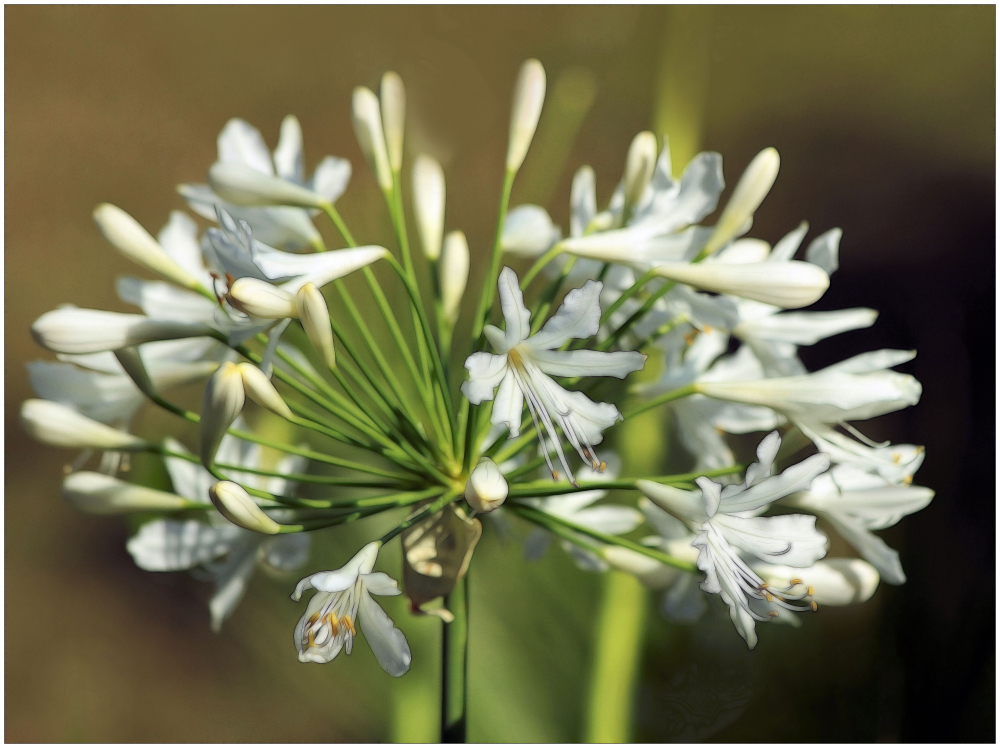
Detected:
left=23, top=53, right=930, bottom=703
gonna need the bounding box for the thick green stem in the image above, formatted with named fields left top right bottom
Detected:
left=441, top=574, right=469, bottom=743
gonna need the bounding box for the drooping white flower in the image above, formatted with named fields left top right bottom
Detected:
left=179, top=117, right=351, bottom=250
left=783, top=462, right=933, bottom=584
left=462, top=267, right=645, bottom=481
left=292, top=542, right=411, bottom=676
left=638, top=432, right=830, bottom=648
left=126, top=434, right=311, bottom=631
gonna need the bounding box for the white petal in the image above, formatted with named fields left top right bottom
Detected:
left=818, top=348, right=916, bottom=374
left=32, top=308, right=208, bottom=354
left=713, top=513, right=828, bottom=567
left=767, top=222, right=809, bottom=263
left=362, top=571, right=402, bottom=597
left=714, top=238, right=771, bottom=264
left=497, top=267, right=532, bottom=348
left=736, top=308, right=878, bottom=346
left=267, top=246, right=389, bottom=292
left=491, top=370, right=524, bottom=436
left=569, top=165, right=596, bottom=238
left=823, top=513, right=906, bottom=585
left=805, top=228, right=841, bottom=274
left=501, top=205, right=561, bottom=258
left=157, top=211, right=214, bottom=288
left=27, top=360, right=142, bottom=424
left=358, top=591, right=411, bottom=676
left=752, top=558, right=880, bottom=606
left=273, top=114, right=304, bottom=183
left=720, top=453, right=830, bottom=513
left=309, top=156, right=352, bottom=204
left=460, top=352, right=508, bottom=404
left=529, top=348, right=645, bottom=379
left=127, top=518, right=243, bottom=571
left=636, top=481, right=706, bottom=524
left=526, top=280, right=603, bottom=349
left=638, top=497, right=693, bottom=542
left=651, top=260, right=830, bottom=309
left=116, top=277, right=217, bottom=323
left=217, top=118, right=274, bottom=175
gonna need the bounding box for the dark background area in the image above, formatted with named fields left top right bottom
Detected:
left=5, top=6, right=994, bottom=742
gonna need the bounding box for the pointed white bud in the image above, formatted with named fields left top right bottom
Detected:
left=380, top=71, right=406, bottom=173
left=465, top=457, right=508, bottom=513
left=93, top=203, right=204, bottom=292
left=506, top=59, right=546, bottom=172
left=226, top=277, right=297, bottom=319
left=352, top=87, right=393, bottom=191
left=439, top=231, right=469, bottom=326
left=702, top=147, right=780, bottom=256
left=31, top=307, right=208, bottom=354
left=200, top=362, right=245, bottom=465
left=412, top=154, right=446, bottom=260
left=621, top=131, right=658, bottom=214
left=21, top=399, right=149, bottom=451
left=236, top=363, right=293, bottom=419
left=295, top=283, right=336, bottom=368
left=650, top=260, right=830, bottom=308
left=208, top=162, right=327, bottom=209
left=113, top=346, right=157, bottom=398
left=62, top=471, right=191, bottom=514
left=210, top=481, right=281, bottom=534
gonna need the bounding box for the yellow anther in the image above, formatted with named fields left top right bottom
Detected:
left=892, top=453, right=902, bottom=464
left=324, top=612, right=340, bottom=635
left=807, top=586, right=815, bottom=597
left=551, top=470, right=561, bottom=481
left=307, top=630, right=316, bottom=648
left=764, top=592, right=774, bottom=602
left=599, top=461, right=607, bottom=472
left=789, top=578, right=803, bottom=586
left=902, top=475, right=913, bottom=486
left=684, top=331, right=697, bottom=346
left=810, top=601, right=818, bottom=612
left=307, top=612, right=320, bottom=627
left=342, top=615, right=356, bottom=636
left=703, top=325, right=713, bottom=333
left=768, top=611, right=778, bottom=618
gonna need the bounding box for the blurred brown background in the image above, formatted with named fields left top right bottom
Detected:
left=5, top=5, right=994, bottom=742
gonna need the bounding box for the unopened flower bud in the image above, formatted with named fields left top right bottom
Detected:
left=352, top=87, right=393, bottom=191
left=380, top=71, right=406, bottom=173
left=236, top=363, right=293, bottom=419
left=295, top=283, right=336, bottom=369
left=21, top=399, right=149, bottom=451
left=412, top=154, right=445, bottom=261
left=506, top=59, right=546, bottom=172
left=32, top=307, right=207, bottom=354
left=439, top=231, right=469, bottom=326
left=208, top=162, right=327, bottom=209
left=62, top=471, right=191, bottom=514
left=702, top=147, right=780, bottom=256
left=621, top=131, right=658, bottom=215
left=210, top=481, right=281, bottom=534
left=93, top=203, right=203, bottom=292
left=200, top=362, right=246, bottom=466
left=650, top=260, right=830, bottom=309
left=465, top=457, right=508, bottom=513
left=226, top=277, right=297, bottom=319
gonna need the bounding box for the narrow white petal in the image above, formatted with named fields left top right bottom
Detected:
left=569, top=165, right=596, bottom=238
left=497, top=267, right=531, bottom=347
left=818, top=348, right=916, bottom=374
left=361, top=571, right=402, bottom=597
left=263, top=246, right=389, bottom=291
left=805, top=228, right=841, bottom=274
left=530, top=348, right=645, bottom=379
left=308, top=156, right=352, bottom=204
left=217, top=118, right=275, bottom=175
left=736, top=308, right=878, bottom=345
left=491, top=370, right=524, bottom=436
left=209, top=162, right=326, bottom=209
left=358, top=591, right=411, bottom=676
left=823, top=513, right=906, bottom=585
left=21, top=399, right=149, bottom=451
left=713, top=513, right=828, bottom=567
left=273, top=114, right=305, bottom=183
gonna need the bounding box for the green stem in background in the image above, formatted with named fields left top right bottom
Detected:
left=582, top=571, right=648, bottom=743
left=622, top=383, right=697, bottom=420
left=441, top=573, right=469, bottom=743
left=472, top=168, right=516, bottom=341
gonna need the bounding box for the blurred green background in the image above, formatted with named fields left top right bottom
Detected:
left=5, top=6, right=994, bottom=742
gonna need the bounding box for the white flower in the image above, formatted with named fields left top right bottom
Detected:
left=127, top=434, right=311, bottom=631
left=523, top=455, right=643, bottom=572
left=462, top=267, right=645, bottom=481
left=783, top=463, right=933, bottom=584
left=292, top=542, right=411, bottom=676
left=638, top=432, right=830, bottom=648
left=412, top=154, right=446, bottom=260
left=751, top=558, right=880, bottom=608
left=179, top=116, right=351, bottom=250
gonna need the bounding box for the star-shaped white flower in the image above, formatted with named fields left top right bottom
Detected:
left=638, top=431, right=831, bottom=648
left=462, top=267, right=645, bottom=482
left=292, top=542, right=411, bottom=676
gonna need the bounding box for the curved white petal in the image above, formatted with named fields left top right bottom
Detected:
left=461, top=352, right=508, bottom=404
left=736, top=308, right=878, bottom=346
left=497, top=267, right=531, bottom=347
left=116, top=277, right=217, bottom=323
left=491, top=370, right=524, bottom=436
left=713, top=512, right=828, bottom=567
left=361, top=571, right=402, bottom=597
left=818, top=348, right=916, bottom=374
left=529, top=348, right=645, bottom=379
left=158, top=211, right=214, bottom=287
left=208, top=546, right=258, bottom=632
left=358, top=591, right=411, bottom=676
left=217, top=118, right=274, bottom=175
left=309, top=156, right=352, bottom=204
left=805, top=228, right=841, bottom=274
left=273, top=115, right=304, bottom=183
left=526, top=280, right=603, bottom=349
left=823, top=512, right=906, bottom=585
left=767, top=222, right=809, bottom=263
left=651, top=260, right=830, bottom=309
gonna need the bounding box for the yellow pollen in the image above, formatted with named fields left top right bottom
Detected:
left=508, top=347, right=523, bottom=368
left=764, top=592, right=774, bottom=602
left=684, top=331, right=697, bottom=346
left=599, top=461, right=607, bottom=472
left=768, top=611, right=778, bottom=618
left=902, top=475, right=913, bottom=486
left=892, top=453, right=902, bottom=464
left=790, top=578, right=803, bottom=586
left=810, top=601, right=818, bottom=612
left=307, top=612, right=320, bottom=627
left=343, top=615, right=356, bottom=636
left=324, top=612, right=340, bottom=635
left=807, top=586, right=815, bottom=596
left=703, top=325, right=713, bottom=333
left=307, top=630, right=316, bottom=648
left=551, top=470, right=561, bottom=481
